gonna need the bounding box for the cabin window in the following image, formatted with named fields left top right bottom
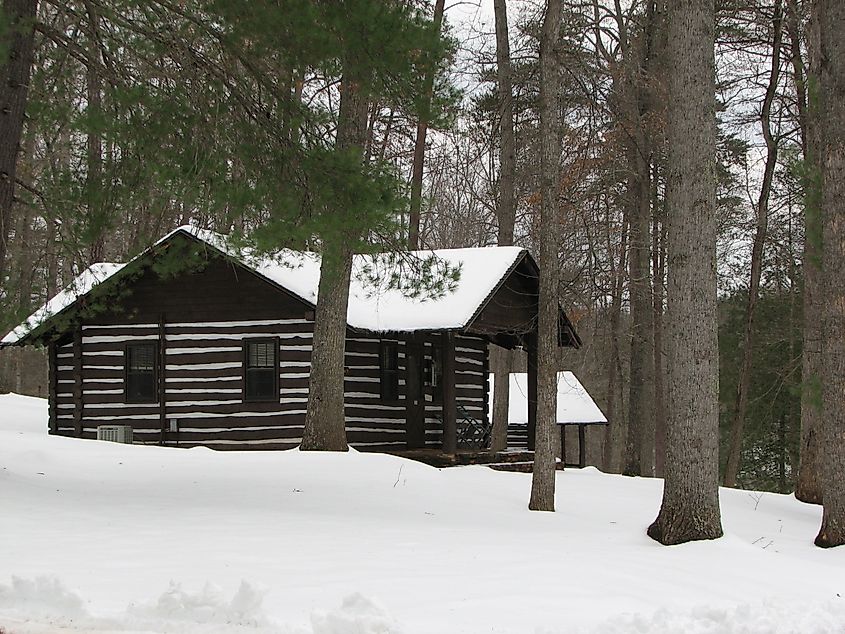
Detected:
left=244, top=339, right=278, bottom=401
left=426, top=346, right=442, bottom=388
left=125, top=343, right=158, bottom=402
left=379, top=341, right=399, bottom=401
left=426, top=345, right=442, bottom=401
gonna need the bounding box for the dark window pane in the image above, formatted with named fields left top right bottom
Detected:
left=379, top=341, right=399, bottom=401
left=246, top=369, right=275, bottom=400
left=126, top=343, right=157, bottom=402
left=127, top=373, right=156, bottom=400
left=380, top=342, right=398, bottom=371
left=248, top=342, right=274, bottom=368
left=129, top=344, right=156, bottom=371
left=244, top=340, right=277, bottom=401
left=425, top=347, right=442, bottom=393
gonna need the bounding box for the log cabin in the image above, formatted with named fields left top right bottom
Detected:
left=1, top=226, right=581, bottom=454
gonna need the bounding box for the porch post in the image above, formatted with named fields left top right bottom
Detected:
left=48, top=340, right=57, bottom=434
left=559, top=424, right=566, bottom=469
left=578, top=423, right=586, bottom=468
left=526, top=329, right=537, bottom=452
left=72, top=325, right=83, bottom=437
left=159, top=313, right=167, bottom=445
left=441, top=331, right=457, bottom=454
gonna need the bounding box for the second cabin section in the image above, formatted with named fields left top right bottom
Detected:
left=3, top=226, right=581, bottom=454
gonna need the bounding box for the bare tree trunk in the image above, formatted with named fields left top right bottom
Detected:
left=84, top=0, right=105, bottom=264
left=301, top=69, right=369, bottom=452
left=407, top=0, right=445, bottom=250
left=376, top=108, right=394, bottom=163
left=814, top=0, right=845, bottom=548
left=603, top=208, right=628, bottom=473
left=723, top=1, right=783, bottom=488
left=652, top=164, right=667, bottom=477
left=46, top=217, right=58, bottom=298
left=619, top=2, right=657, bottom=478
left=0, top=0, right=38, bottom=288
left=494, top=0, right=516, bottom=247
left=14, top=124, right=34, bottom=316
left=647, top=0, right=723, bottom=545
left=12, top=205, right=32, bottom=393
left=491, top=0, right=517, bottom=453
left=529, top=0, right=562, bottom=513
left=490, top=346, right=511, bottom=452
left=625, top=147, right=654, bottom=477
left=789, top=0, right=824, bottom=505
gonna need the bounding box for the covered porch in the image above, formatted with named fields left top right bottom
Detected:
left=396, top=249, right=581, bottom=459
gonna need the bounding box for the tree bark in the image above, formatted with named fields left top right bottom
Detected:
left=407, top=0, right=445, bottom=250
left=46, top=216, right=58, bottom=298
left=624, top=144, right=654, bottom=477
left=619, top=2, right=657, bottom=478
left=814, top=0, right=845, bottom=548
left=723, top=1, right=782, bottom=488
left=490, top=346, right=511, bottom=452
left=652, top=164, right=667, bottom=477
left=490, top=0, right=517, bottom=453
left=84, top=0, right=105, bottom=264
left=603, top=207, right=628, bottom=473
left=301, top=69, right=369, bottom=452
left=790, top=0, right=824, bottom=505
left=529, top=0, right=561, bottom=513
left=647, top=0, right=723, bottom=545
left=0, top=0, right=38, bottom=287
left=494, top=0, right=516, bottom=247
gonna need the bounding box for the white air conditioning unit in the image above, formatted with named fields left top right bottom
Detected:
left=97, top=425, right=134, bottom=444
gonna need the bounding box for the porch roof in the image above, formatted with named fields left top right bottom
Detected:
left=488, top=372, right=607, bottom=425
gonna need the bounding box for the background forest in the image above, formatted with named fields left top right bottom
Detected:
left=0, top=0, right=812, bottom=494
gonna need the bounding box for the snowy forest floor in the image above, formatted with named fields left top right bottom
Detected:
left=0, top=394, right=843, bottom=634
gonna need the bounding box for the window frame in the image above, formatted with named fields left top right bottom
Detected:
left=242, top=337, right=279, bottom=403
left=379, top=340, right=400, bottom=402
left=426, top=344, right=442, bottom=402
left=124, top=342, right=159, bottom=404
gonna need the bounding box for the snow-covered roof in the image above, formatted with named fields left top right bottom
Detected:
left=3, top=225, right=531, bottom=345
left=488, top=371, right=608, bottom=425
left=2, top=263, right=127, bottom=345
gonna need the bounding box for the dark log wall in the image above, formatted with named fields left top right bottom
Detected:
left=344, top=336, right=408, bottom=450
left=48, top=254, right=491, bottom=450
left=454, top=337, right=488, bottom=437
left=64, top=319, right=312, bottom=449
left=47, top=256, right=308, bottom=448
left=507, top=422, right=529, bottom=449
left=54, top=339, right=76, bottom=435
left=343, top=333, right=489, bottom=451
left=165, top=319, right=313, bottom=448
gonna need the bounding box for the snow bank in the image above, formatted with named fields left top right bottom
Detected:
left=126, top=581, right=268, bottom=628
left=0, top=577, right=87, bottom=620
left=311, top=594, right=402, bottom=634
left=1, top=394, right=843, bottom=634
left=566, top=598, right=845, bottom=634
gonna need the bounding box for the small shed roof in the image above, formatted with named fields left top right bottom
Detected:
left=3, top=226, right=580, bottom=346
left=488, top=371, right=608, bottom=425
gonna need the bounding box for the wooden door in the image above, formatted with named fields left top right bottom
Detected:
left=404, top=335, right=426, bottom=449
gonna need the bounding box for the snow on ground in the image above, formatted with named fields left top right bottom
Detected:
left=0, top=394, right=843, bottom=634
